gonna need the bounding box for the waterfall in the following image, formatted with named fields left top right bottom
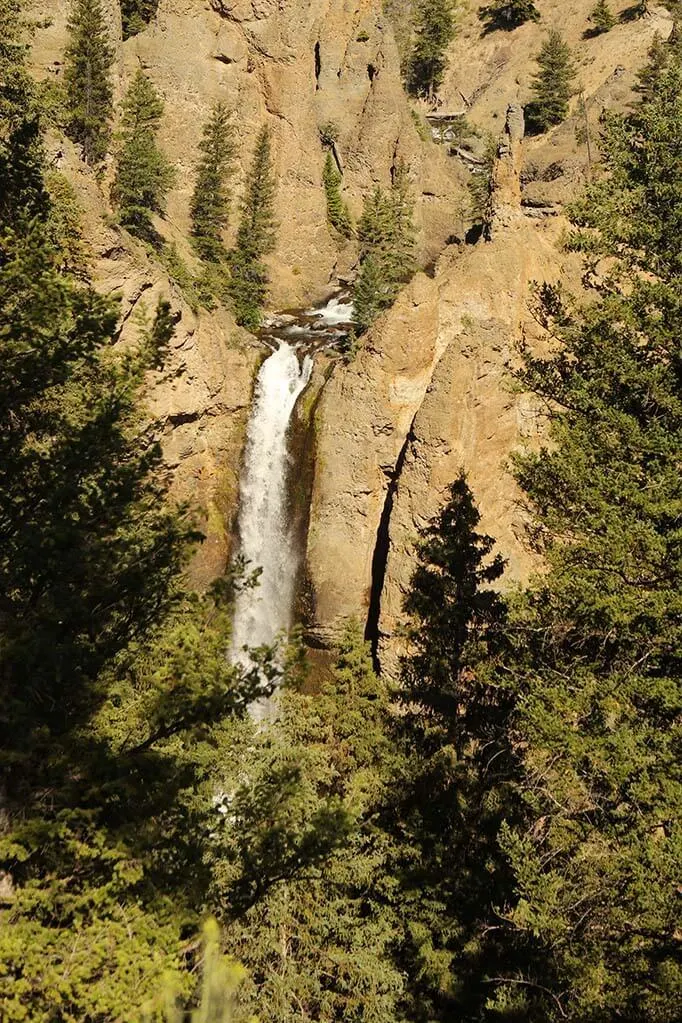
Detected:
left=230, top=343, right=313, bottom=717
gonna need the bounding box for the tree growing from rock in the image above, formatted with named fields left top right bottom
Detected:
left=111, top=70, right=175, bottom=240
left=121, top=0, right=159, bottom=39
left=407, top=0, right=457, bottom=99
left=190, top=102, right=237, bottom=263
left=322, top=151, right=352, bottom=238
left=63, top=0, right=114, bottom=165
left=589, top=0, right=616, bottom=34
left=478, top=0, right=541, bottom=34
left=228, top=125, right=277, bottom=330
left=353, top=167, right=416, bottom=331
left=526, top=30, right=577, bottom=133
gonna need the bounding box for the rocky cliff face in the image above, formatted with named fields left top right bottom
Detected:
left=32, top=0, right=464, bottom=583
left=305, top=2, right=673, bottom=668
left=31, top=1, right=673, bottom=638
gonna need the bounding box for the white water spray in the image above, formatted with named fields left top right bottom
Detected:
left=230, top=343, right=313, bottom=715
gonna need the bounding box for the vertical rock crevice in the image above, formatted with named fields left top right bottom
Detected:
left=314, top=41, right=321, bottom=88
left=364, top=426, right=415, bottom=673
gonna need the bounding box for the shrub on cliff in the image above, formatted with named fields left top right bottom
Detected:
left=478, top=0, right=541, bottom=34
left=322, top=151, right=352, bottom=238
left=354, top=162, right=415, bottom=331
left=121, top=0, right=159, bottom=39
left=63, top=0, right=114, bottom=164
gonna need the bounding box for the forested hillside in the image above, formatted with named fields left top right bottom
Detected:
left=1, top=1, right=680, bottom=1020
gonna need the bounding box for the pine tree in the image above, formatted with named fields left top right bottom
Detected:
left=483, top=43, right=682, bottom=1021
left=63, top=0, right=114, bottom=165
left=393, top=475, right=521, bottom=1021
left=121, top=0, right=159, bottom=39
left=353, top=253, right=386, bottom=331
left=0, top=0, right=48, bottom=226
left=207, top=624, right=406, bottom=1023
left=407, top=0, right=457, bottom=98
left=353, top=171, right=416, bottom=331
left=322, top=150, right=352, bottom=238
left=0, top=26, right=267, bottom=1016
left=228, top=125, right=277, bottom=330
left=111, top=70, right=175, bottom=240
left=478, top=0, right=541, bottom=34
left=589, top=0, right=616, bottom=33
left=190, top=102, right=237, bottom=262
left=526, top=30, right=577, bottom=133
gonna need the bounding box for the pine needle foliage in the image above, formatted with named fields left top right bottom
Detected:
left=407, top=0, right=457, bottom=98
left=190, top=102, right=237, bottom=263
left=111, top=70, right=175, bottom=240
left=207, top=624, right=406, bottom=1023
left=228, top=124, right=277, bottom=330
left=0, top=0, right=48, bottom=226
left=589, top=0, right=616, bottom=33
left=478, top=0, right=541, bottom=34
left=121, top=0, right=160, bottom=39
left=322, top=150, right=352, bottom=237
left=489, top=39, right=682, bottom=1021
left=353, top=163, right=416, bottom=331
left=63, top=0, right=114, bottom=165
left=526, top=30, right=577, bottom=133
left=0, top=15, right=269, bottom=1016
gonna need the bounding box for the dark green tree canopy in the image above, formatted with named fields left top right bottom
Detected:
left=64, top=0, right=114, bottom=165
left=526, top=30, right=577, bottom=133
left=407, top=0, right=457, bottom=98
left=228, top=124, right=277, bottom=330
left=111, top=70, right=175, bottom=240
left=190, top=101, right=237, bottom=262
left=478, top=0, right=541, bottom=34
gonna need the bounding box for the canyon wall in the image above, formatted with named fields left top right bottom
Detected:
left=32, top=0, right=465, bottom=583
left=306, top=1, right=673, bottom=667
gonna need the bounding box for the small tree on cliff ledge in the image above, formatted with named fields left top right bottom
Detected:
left=190, top=102, right=237, bottom=263
left=526, top=30, right=577, bottom=133
left=478, top=0, right=541, bottom=34
left=407, top=0, right=457, bottom=99
left=64, top=0, right=114, bottom=165
left=228, top=125, right=277, bottom=331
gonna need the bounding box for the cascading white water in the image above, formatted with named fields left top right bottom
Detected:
left=230, top=342, right=313, bottom=716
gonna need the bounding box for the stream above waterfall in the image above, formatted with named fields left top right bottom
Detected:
left=230, top=292, right=354, bottom=719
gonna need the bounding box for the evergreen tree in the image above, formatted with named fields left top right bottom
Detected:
left=353, top=253, right=386, bottom=331
left=589, top=0, right=616, bottom=33
left=0, top=22, right=268, bottom=1016
left=478, top=0, right=541, bottom=34
left=228, top=125, right=277, bottom=330
left=407, top=0, right=457, bottom=98
left=208, top=624, right=405, bottom=1023
left=322, top=150, right=352, bottom=238
left=190, top=102, right=237, bottom=263
left=63, top=0, right=114, bottom=165
left=392, top=476, right=522, bottom=1021
left=0, top=0, right=49, bottom=225
left=353, top=170, right=416, bottom=331
left=121, top=0, right=159, bottom=39
left=111, top=70, right=175, bottom=240
left=526, top=30, right=577, bottom=133
left=483, top=42, right=682, bottom=1021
